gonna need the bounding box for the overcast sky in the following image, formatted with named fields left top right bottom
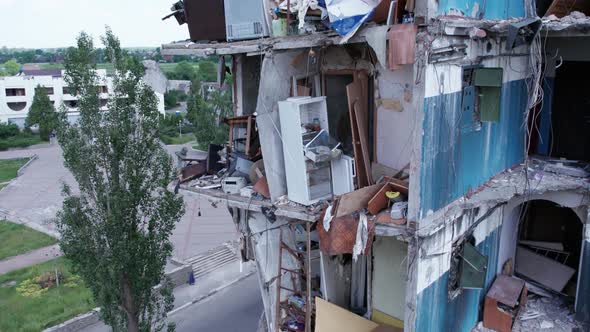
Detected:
left=0, top=0, right=188, bottom=48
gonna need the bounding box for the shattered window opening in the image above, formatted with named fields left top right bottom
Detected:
left=448, top=235, right=488, bottom=299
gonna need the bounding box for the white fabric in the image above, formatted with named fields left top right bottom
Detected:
left=352, top=212, right=368, bottom=262
left=322, top=204, right=334, bottom=232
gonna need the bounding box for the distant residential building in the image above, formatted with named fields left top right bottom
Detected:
left=21, top=63, right=41, bottom=71
left=199, top=82, right=222, bottom=100
left=142, top=60, right=167, bottom=95
left=167, top=80, right=192, bottom=94
left=0, top=69, right=165, bottom=128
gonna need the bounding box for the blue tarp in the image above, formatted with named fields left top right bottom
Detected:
left=325, top=0, right=380, bottom=41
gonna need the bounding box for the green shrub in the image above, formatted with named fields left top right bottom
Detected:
left=0, top=123, right=19, bottom=139
left=0, top=135, right=44, bottom=151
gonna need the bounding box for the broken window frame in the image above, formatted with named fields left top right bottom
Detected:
left=461, top=66, right=504, bottom=132
left=448, top=234, right=489, bottom=300
left=461, top=65, right=483, bottom=133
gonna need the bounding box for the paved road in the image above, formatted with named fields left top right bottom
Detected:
left=0, top=143, right=237, bottom=262
left=172, top=274, right=263, bottom=332
left=84, top=274, right=263, bottom=332
left=0, top=244, right=62, bottom=274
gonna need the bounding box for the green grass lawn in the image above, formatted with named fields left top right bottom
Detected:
left=0, top=158, right=30, bottom=183
left=0, top=221, right=57, bottom=260
left=0, top=134, right=44, bottom=151
left=0, top=258, right=95, bottom=332
left=159, top=62, right=199, bottom=74
left=161, top=133, right=195, bottom=145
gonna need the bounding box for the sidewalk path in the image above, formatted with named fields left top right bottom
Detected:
left=81, top=260, right=258, bottom=332
left=0, top=244, right=62, bottom=274
left=0, top=144, right=238, bottom=262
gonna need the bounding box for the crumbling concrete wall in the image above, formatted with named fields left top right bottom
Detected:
left=413, top=187, right=590, bottom=332
left=414, top=205, right=503, bottom=332
left=418, top=38, right=529, bottom=219
left=374, top=63, right=416, bottom=171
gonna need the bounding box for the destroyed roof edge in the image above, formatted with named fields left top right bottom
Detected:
left=161, top=24, right=385, bottom=57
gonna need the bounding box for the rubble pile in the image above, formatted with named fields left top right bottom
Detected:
left=543, top=11, right=590, bottom=30
left=474, top=295, right=584, bottom=332
left=513, top=296, right=583, bottom=332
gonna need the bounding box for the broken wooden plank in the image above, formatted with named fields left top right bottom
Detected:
left=354, top=102, right=373, bottom=187
left=356, top=72, right=372, bottom=187
left=347, top=79, right=372, bottom=188
left=334, top=183, right=383, bottom=218
left=367, top=183, right=392, bottom=215
left=347, top=81, right=369, bottom=189
left=515, top=246, right=575, bottom=292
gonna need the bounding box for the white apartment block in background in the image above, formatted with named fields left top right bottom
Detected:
left=0, top=68, right=165, bottom=127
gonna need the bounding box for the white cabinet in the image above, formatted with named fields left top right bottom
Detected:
left=331, top=154, right=356, bottom=196
left=279, top=97, right=333, bottom=205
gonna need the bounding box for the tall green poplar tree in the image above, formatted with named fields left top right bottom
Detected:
left=26, top=85, right=57, bottom=141
left=56, top=30, right=184, bottom=332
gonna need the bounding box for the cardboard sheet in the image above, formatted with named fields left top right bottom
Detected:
left=334, top=183, right=383, bottom=218
left=316, top=297, right=397, bottom=332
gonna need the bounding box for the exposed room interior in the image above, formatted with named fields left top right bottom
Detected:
left=497, top=198, right=586, bottom=330
left=545, top=60, right=590, bottom=162
left=371, top=237, right=407, bottom=330
left=516, top=200, right=583, bottom=298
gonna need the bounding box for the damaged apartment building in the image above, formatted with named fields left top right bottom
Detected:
left=161, top=0, right=590, bottom=331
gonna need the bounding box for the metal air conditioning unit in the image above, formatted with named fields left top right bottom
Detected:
left=224, top=0, right=269, bottom=41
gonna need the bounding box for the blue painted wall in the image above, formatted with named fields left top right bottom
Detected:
left=419, top=80, right=528, bottom=218
left=576, top=241, right=590, bottom=325
left=537, top=77, right=555, bottom=155
left=415, top=227, right=501, bottom=332
left=438, top=0, right=525, bottom=19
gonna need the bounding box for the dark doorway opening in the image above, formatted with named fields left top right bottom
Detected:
left=550, top=61, right=590, bottom=162
left=324, top=73, right=354, bottom=155
left=516, top=200, right=583, bottom=297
